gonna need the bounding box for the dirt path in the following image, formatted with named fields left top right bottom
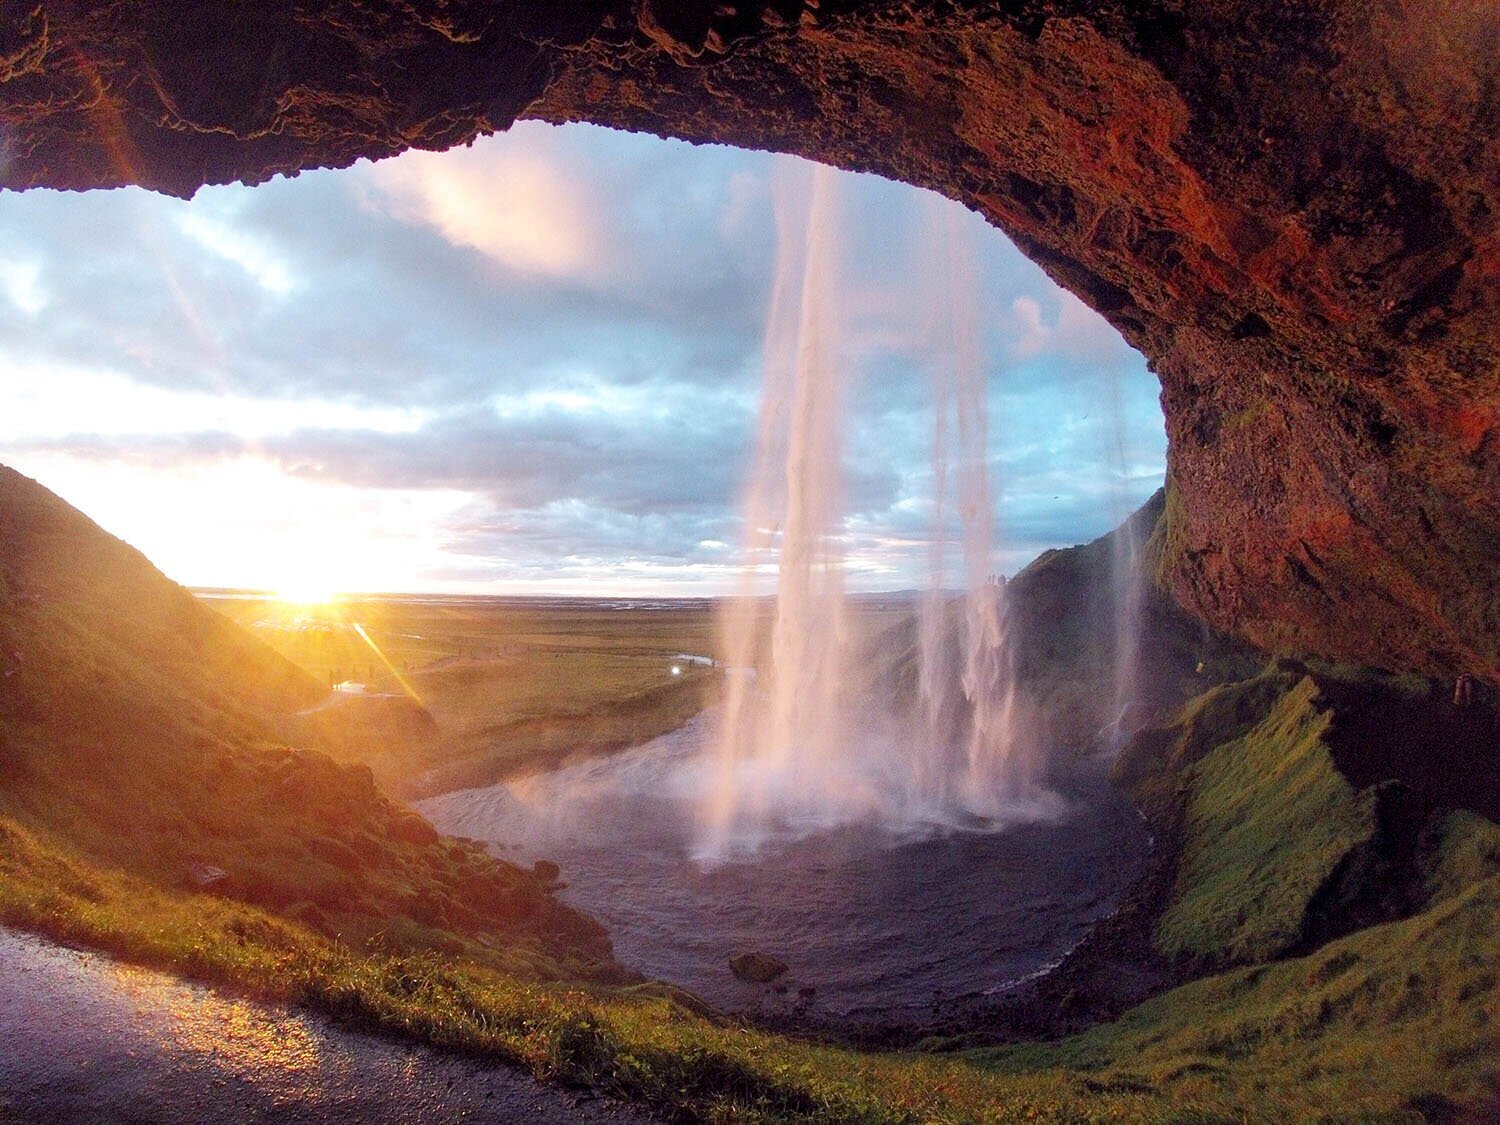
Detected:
left=0, top=927, right=654, bottom=1123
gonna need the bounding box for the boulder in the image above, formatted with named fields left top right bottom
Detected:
left=729, top=951, right=788, bottom=983
left=389, top=811, right=439, bottom=846
left=185, top=861, right=229, bottom=890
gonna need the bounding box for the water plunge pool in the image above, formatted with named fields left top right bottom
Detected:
left=418, top=714, right=1147, bottom=1023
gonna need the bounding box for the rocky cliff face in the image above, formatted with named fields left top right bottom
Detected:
left=2, top=1, right=1495, bottom=679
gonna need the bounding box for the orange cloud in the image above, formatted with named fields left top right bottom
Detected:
left=365, top=136, right=600, bottom=280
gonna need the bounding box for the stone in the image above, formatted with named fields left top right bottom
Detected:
left=185, top=862, right=228, bottom=890
left=389, top=811, right=440, bottom=846
left=1, top=2, right=1494, bottom=682
left=729, top=951, right=788, bottom=983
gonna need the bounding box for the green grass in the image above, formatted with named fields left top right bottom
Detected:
left=1426, top=811, right=1500, bottom=904
left=980, top=870, right=1500, bottom=1120
left=1113, top=665, right=1296, bottom=795
left=0, top=815, right=1180, bottom=1122
left=1157, top=676, right=1378, bottom=962
left=4, top=465, right=1498, bottom=1121
left=5, top=806, right=1496, bottom=1122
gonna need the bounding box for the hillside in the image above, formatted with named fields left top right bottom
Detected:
left=2, top=466, right=1496, bottom=1120
left=0, top=465, right=616, bottom=978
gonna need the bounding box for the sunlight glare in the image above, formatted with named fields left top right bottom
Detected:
left=274, top=581, right=341, bottom=609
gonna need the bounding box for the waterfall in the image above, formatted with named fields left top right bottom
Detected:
left=702, top=161, right=851, bottom=856
left=919, top=196, right=1023, bottom=814
left=700, top=168, right=1054, bottom=860
left=1102, top=353, right=1146, bottom=750
left=1107, top=501, right=1145, bottom=747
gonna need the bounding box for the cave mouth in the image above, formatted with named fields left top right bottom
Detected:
left=0, top=121, right=1166, bottom=598
left=0, top=120, right=1172, bottom=1021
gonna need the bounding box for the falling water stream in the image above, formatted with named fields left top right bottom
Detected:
left=917, top=194, right=1027, bottom=816
left=702, top=165, right=1058, bottom=857
left=1101, top=325, right=1148, bottom=749
left=421, top=161, right=1148, bottom=1019
left=703, top=162, right=854, bottom=857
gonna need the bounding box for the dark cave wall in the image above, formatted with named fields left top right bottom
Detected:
left=2, top=1, right=1496, bottom=679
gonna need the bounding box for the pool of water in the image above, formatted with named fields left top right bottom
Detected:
left=418, top=714, right=1147, bottom=1022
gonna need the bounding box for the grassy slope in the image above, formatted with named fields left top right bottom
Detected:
left=5, top=794, right=1494, bottom=1122
left=979, top=665, right=1500, bottom=1119
left=3, top=468, right=1497, bottom=1120
left=984, top=853, right=1500, bottom=1119
left=0, top=465, right=614, bottom=978
left=1158, top=676, right=1378, bottom=961
left=1122, top=659, right=1500, bottom=968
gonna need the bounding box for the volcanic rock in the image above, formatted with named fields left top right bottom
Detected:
left=1, top=2, right=1495, bottom=681
left=729, top=951, right=788, bottom=983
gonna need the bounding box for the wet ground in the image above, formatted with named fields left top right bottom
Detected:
left=420, top=715, right=1148, bottom=1022
left=0, top=927, right=651, bottom=1124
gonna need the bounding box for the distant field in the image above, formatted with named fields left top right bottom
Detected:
left=200, top=592, right=917, bottom=796
left=200, top=593, right=726, bottom=795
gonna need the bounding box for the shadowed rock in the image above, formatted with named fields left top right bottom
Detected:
left=730, top=950, right=788, bottom=983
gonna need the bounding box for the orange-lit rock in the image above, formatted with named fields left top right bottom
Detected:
left=1, top=1, right=1495, bottom=679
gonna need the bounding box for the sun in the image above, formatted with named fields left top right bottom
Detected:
left=273, top=580, right=341, bottom=608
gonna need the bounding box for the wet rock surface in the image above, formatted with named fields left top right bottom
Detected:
left=0, top=926, right=651, bottom=1124
left=1, top=2, right=1495, bottom=680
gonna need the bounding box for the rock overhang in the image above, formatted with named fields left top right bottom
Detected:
left=2, top=0, right=1495, bottom=679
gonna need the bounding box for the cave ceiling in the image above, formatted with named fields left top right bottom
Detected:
left=2, top=1, right=1496, bottom=679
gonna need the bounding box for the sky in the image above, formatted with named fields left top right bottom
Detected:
left=0, top=122, right=1166, bottom=596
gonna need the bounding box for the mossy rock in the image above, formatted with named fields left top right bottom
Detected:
left=1156, top=677, right=1378, bottom=963
left=730, top=951, right=788, bottom=983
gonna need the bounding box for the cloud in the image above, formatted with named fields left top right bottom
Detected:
left=0, top=122, right=1167, bottom=593
left=1006, top=290, right=1135, bottom=366
left=176, top=198, right=298, bottom=297
left=365, top=140, right=600, bottom=280
left=0, top=257, right=46, bottom=316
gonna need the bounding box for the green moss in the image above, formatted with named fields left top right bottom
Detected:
left=1222, top=399, right=1272, bottom=433
left=1148, top=479, right=1191, bottom=589
left=980, top=874, right=1500, bottom=1116
left=1115, top=665, right=1294, bottom=794
left=1156, top=677, right=1378, bottom=961
left=1425, top=811, right=1500, bottom=904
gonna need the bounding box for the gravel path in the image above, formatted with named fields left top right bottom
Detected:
left=0, top=927, right=654, bottom=1123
